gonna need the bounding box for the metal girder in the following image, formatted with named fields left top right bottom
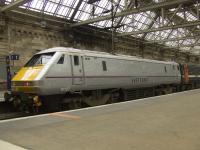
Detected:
left=0, top=0, right=29, bottom=12
left=10, top=9, right=69, bottom=26
left=146, top=35, right=200, bottom=43
left=114, top=0, right=137, bottom=31
left=173, top=43, right=200, bottom=48
left=70, top=0, right=84, bottom=21
left=70, top=0, right=194, bottom=27
left=117, top=21, right=200, bottom=37
left=53, top=0, right=63, bottom=16
left=172, top=12, right=199, bottom=47
left=189, top=38, right=200, bottom=50
left=41, top=0, right=48, bottom=14
left=141, top=12, right=159, bottom=39
left=161, top=8, right=186, bottom=44
left=142, top=3, right=182, bottom=40
left=166, top=4, right=183, bottom=26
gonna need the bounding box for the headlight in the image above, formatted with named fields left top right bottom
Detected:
left=12, top=81, right=35, bottom=87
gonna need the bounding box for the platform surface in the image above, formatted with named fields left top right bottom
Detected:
left=0, top=90, right=200, bottom=150
left=0, top=140, right=26, bottom=150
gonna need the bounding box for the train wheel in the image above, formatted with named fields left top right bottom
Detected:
left=13, top=97, right=21, bottom=110
left=4, top=92, right=12, bottom=103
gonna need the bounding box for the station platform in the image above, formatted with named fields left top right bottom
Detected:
left=0, top=89, right=200, bottom=150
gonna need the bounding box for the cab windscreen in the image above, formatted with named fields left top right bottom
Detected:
left=25, top=52, right=55, bottom=67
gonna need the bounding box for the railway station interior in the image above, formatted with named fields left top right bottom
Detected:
left=1, top=0, right=200, bottom=149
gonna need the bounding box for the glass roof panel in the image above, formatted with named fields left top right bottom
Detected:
left=4, top=0, right=200, bottom=55
left=180, top=47, right=191, bottom=51
left=19, top=0, right=79, bottom=19
left=56, top=6, right=69, bottom=16
left=177, top=12, right=197, bottom=22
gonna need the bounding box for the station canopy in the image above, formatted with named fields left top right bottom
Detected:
left=3, top=0, right=200, bottom=55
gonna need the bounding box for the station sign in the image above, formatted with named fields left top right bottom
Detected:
left=10, top=54, right=19, bottom=60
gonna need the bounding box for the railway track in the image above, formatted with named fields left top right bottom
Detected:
left=0, top=102, right=13, bottom=113
left=0, top=112, right=28, bottom=120
left=0, top=102, right=28, bottom=120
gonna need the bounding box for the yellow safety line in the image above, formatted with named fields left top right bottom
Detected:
left=49, top=112, right=80, bottom=120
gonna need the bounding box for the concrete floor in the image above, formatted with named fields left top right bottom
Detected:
left=0, top=140, right=26, bottom=150
left=0, top=90, right=200, bottom=150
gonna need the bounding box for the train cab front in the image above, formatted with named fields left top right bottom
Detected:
left=4, top=52, right=55, bottom=112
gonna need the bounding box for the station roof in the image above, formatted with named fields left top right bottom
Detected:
left=2, top=0, right=200, bottom=55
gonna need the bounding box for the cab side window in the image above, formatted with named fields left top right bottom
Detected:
left=164, top=66, right=167, bottom=73
left=57, top=54, right=65, bottom=64
left=102, top=61, right=107, bottom=71
left=74, top=56, right=79, bottom=66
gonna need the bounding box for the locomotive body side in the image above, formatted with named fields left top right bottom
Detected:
left=41, top=48, right=181, bottom=94
left=80, top=54, right=181, bottom=91
left=32, top=47, right=182, bottom=95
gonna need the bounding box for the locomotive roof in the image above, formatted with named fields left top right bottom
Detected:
left=38, top=47, right=178, bottom=65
